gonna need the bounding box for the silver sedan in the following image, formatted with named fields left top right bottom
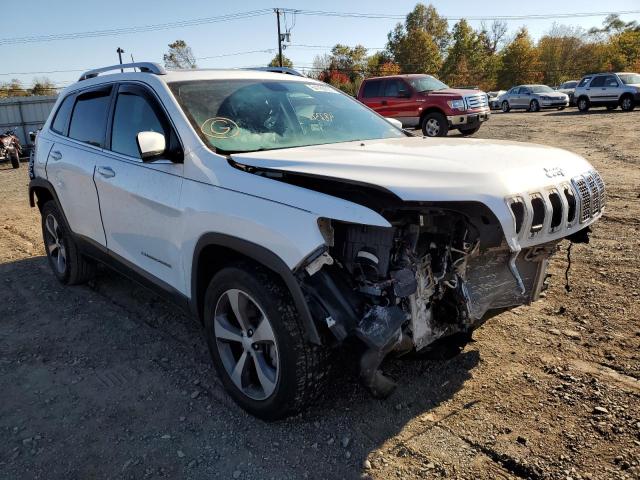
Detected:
left=501, top=85, right=569, bottom=112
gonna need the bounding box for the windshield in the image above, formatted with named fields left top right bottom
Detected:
left=530, top=85, right=554, bottom=93
left=619, top=73, right=640, bottom=85
left=406, top=76, right=448, bottom=92
left=561, top=81, right=577, bottom=88
left=169, top=79, right=405, bottom=154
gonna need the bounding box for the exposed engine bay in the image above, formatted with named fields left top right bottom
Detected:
left=300, top=205, right=568, bottom=398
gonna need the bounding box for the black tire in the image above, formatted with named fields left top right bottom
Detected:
left=620, top=94, right=635, bottom=112
left=9, top=149, right=19, bottom=169
left=501, top=100, right=510, bottom=112
left=41, top=201, right=95, bottom=285
left=203, top=264, right=331, bottom=420
left=458, top=125, right=481, bottom=136
left=577, top=96, right=590, bottom=112
left=421, top=112, right=449, bottom=137
left=529, top=99, right=540, bottom=112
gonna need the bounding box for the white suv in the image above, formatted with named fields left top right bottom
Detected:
left=574, top=72, right=640, bottom=112
left=29, top=62, right=605, bottom=419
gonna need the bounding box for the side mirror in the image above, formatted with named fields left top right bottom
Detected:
left=397, top=90, right=410, bottom=98
left=136, top=131, right=166, bottom=161
left=29, top=131, right=37, bottom=142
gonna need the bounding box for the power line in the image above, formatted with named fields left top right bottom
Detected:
left=0, top=9, right=272, bottom=46
left=285, top=8, right=640, bottom=22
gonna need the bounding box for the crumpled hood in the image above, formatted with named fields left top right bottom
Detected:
left=231, top=137, right=596, bottom=251
left=231, top=137, right=591, bottom=201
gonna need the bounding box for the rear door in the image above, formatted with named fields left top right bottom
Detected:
left=602, top=75, right=622, bottom=103
left=93, top=83, right=186, bottom=292
left=46, top=86, right=112, bottom=245
left=587, top=76, right=606, bottom=104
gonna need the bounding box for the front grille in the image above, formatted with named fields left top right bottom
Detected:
left=464, top=94, right=488, bottom=109
left=592, top=171, right=606, bottom=207
left=585, top=173, right=600, bottom=213
left=573, top=177, right=591, bottom=222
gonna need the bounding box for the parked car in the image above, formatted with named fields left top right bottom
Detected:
left=574, top=72, right=640, bottom=112
left=556, top=80, right=579, bottom=106
left=501, top=85, right=569, bottom=112
left=0, top=129, right=22, bottom=169
left=29, top=62, right=604, bottom=419
left=487, top=90, right=507, bottom=110
left=357, top=74, right=490, bottom=137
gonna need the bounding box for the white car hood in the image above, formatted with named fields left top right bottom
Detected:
left=231, top=137, right=597, bottom=250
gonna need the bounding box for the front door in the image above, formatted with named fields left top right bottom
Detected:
left=93, top=83, right=186, bottom=293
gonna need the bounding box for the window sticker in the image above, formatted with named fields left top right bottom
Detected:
left=200, top=117, right=240, bottom=138
left=306, top=84, right=338, bottom=94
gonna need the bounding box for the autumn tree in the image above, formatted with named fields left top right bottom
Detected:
left=268, top=54, right=293, bottom=68
left=497, top=28, right=541, bottom=88
left=387, top=3, right=448, bottom=73
left=537, top=25, right=585, bottom=86
left=30, top=77, right=57, bottom=96
left=441, top=19, right=489, bottom=87
left=163, top=40, right=197, bottom=69
left=0, top=79, right=28, bottom=98
left=365, top=51, right=400, bottom=77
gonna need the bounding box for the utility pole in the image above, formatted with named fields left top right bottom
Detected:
left=116, top=47, right=125, bottom=72
left=274, top=8, right=283, bottom=67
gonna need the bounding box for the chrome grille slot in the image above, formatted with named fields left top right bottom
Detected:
left=548, top=191, right=563, bottom=230
left=510, top=200, right=525, bottom=234
left=573, top=177, right=591, bottom=222
left=593, top=171, right=606, bottom=208
left=530, top=196, right=545, bottom=234
left=585, top=173, right=600, bottom=213
left=464, top=94, right=488, bottom=109
left=563, top=186, right=576, bottom=223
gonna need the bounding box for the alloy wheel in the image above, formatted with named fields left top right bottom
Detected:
left=213, top=289, right=279, bottom=400
left=44, top=214, right=66, bottom=274
left=424, top=118, right=441, bottom=136
left=621, top=97, right=632, bottom=111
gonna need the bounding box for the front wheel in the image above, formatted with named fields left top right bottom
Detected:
left=501, top=100, right=510, bottom=112
left=421, top=112, right=449, bottom=137
left=203, top=264, right=331, bottom=420
left=9, top=149, right=19, bottom=169
left=620, top=95, right=635, bottom=112
left=529, top=99, right=540, bottom=112
left=458, top=125, right=481, bottom=136
left=577, top=97, right=590, bottom=112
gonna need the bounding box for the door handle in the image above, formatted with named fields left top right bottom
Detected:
left=97, top=166, right=116, bottom=178
left=49, top=150, right=62, bottom=161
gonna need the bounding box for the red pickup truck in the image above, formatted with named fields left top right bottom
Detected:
left=357, top=74, right=490, bottom=137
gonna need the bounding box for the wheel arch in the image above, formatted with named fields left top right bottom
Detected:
left=420, top=106, right=446, bottom=123
left=191, top=233, right=322, bottom=345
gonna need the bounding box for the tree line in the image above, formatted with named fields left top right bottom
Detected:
left=305, top=4, right=640, bottom=94
left=0, top=77, right=58, bottom=98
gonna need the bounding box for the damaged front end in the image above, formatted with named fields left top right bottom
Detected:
left=298, top=205, right=564, bottom=398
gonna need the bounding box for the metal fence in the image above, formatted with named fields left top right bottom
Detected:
left=0, top=95, right=58, bottom=152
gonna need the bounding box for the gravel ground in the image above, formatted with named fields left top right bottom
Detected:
left=0, top=109, right=639, bottom=480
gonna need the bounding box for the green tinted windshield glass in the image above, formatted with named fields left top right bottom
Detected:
left=407, top=76, right=448, bottom=92
left=619, top=73, right=640, bottom=85
left=530, top=85, right=554, bottom=93
left=169, top=79, right=404, bottom=153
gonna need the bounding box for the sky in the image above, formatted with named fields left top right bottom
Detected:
left=3, top=0, right=639, bottom=90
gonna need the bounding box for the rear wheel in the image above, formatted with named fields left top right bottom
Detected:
left=9, top=149, right=19, bottom=169
left=41, top=201, right=95, bottom=285
left=203, top=264, right=331, bottom=420
left=421, top=112, right=448, bottom=137
left=458, top=125, right=481, bottom=136
left=620, top=94, right=635, bottom=112
left=529, top=99, right=540, bottom=112
left=577, top=97, right=590, bottom=112
left=501, top=100, right=510, bottom=112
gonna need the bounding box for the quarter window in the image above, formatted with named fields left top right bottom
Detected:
left=111, top=92, right=165, bottom=158
left=51, top=95, right=75, bottom=135
left=384, top=80, right=404, bottom=97
left=603, top=76, right=618, bottom=87
left=68, top=88, right=112, bottom=147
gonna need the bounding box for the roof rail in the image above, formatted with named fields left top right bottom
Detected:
left=78, top=62, right=166, bottom=81
left=248, top=66, right=305, bottom=77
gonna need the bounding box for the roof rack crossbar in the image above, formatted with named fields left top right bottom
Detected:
left=78, top=62, right=166, bottom=81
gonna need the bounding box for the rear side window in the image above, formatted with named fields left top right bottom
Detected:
left=111, top=92, right=165, bottom=158
left=51, top=95, right=75, bottom=135
left=68, top=88, right=112, bottom=147
left=384, top=80, right=403, bottom=97
left=362, top=80, right=383, bottom=98
left=603, top=75, right=618, bottom=87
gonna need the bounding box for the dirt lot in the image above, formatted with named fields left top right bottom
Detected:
left=1, top=109, right=639, bottom=480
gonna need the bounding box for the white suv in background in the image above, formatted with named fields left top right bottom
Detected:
left=575, top=72, right=640, bottom=112
left=29, top=62, right=604, bottom=419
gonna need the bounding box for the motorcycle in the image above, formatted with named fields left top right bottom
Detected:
left=0, top=129, right=22, bottom=169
